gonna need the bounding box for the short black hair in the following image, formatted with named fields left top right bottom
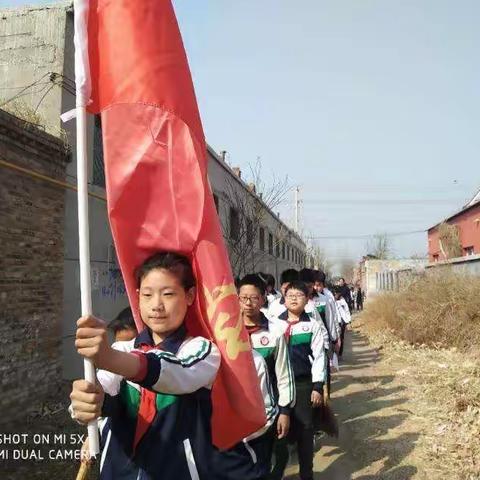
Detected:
left=238, top=274, right=266, bottom=296
left=135, top=252, right=195, bottom=290
left=109, top=307, right=136, bottom=334
left=298, top=268, right=315, bottom=284
left=314, top=270, right=326, bottom=284
left=332, top=286, right=343, bottom=296
left=285, top=280, right=309, bottom=297
left=280, top=269, right=299, bottom=285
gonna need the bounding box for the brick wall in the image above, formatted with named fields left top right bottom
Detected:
left=0, top=110, right=68, bottom=426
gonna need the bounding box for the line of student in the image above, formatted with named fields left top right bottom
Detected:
left=69, top=252, right=352, bottom=479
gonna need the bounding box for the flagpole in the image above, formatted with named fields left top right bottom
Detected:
left=76, top=105, right=100, bottom=456
left=73, top=0, right=99, bottom=457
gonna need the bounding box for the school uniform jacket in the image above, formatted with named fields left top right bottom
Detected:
left=271, top=312, right=327, bottom=393
left=212, top=351, right=278, bottom=479
left=248, top=312, right=295, bottom=414
left=95, top=325, right=221, bottom=480
left=267, top=296, right=286, bottom=320
left=323, top=288, right=342, bottom=337
left=312, top=292, right=340, bottom=343
left=336, top=297, right=352, bottom=325
left=267, top=298, right=330, bottom=350
left=266, top=290, right=282, bottom=308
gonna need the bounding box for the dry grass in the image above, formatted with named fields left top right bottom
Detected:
left=438, top=223, right=463, bottom=259
left=361, top=326, right=480, bottom=479
left=1, top=99, right=45, bottom=127
left=358, top=275, right=480, bottom=479
left=361, top=273, right=480, bottom=352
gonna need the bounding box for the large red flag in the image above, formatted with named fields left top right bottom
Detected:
left=85, top=0, right=266, bottom=447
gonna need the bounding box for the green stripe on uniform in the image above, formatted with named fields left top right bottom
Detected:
left=289, top=332, right=312, bottom=346
left=151, top=340, right=210, bottom=367
left=120, top=382, right=179, bottom=417
left=120, top=382, right=140, bottom=418
left=156, top=393, right=178, bottom=411
left=254, top=346, right=275, bottom=359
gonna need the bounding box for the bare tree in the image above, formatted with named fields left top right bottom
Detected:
left=365, top=233, right=392, bottom=260
left=220, top=158, right=291, bottom=277
left=338, top=258, right=356, bottom=283
left=307, top=244, right=333, bottom=279
left=438, top=223, right=462, bottom=259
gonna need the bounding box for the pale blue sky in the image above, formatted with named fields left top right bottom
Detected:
left=3, top=0, right=480, bottom=267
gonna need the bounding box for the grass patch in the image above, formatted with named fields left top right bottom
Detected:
left=360, top=273, right=480, bottom=352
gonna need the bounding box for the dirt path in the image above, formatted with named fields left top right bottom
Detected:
left=285, top=323, right=425, bottom=480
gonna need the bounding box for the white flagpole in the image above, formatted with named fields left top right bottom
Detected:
left=76, top=107, right=100, bottom=457
left=73, top=0, right=99, bottom=457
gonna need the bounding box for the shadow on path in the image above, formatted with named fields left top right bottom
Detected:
left=285, top=328, right=419, bottom=480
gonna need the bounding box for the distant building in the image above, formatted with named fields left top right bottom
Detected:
left=0, top=3, right=306, bottom=380
left=428, top=188, right=480, bottom=262
left=356, top=256, right=427, bottom=299
left=208, top=146, right=307, bottom=281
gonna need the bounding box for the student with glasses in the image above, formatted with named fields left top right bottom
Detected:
left=214, top=274, right=295, bottom=479
left=270, top=281, right=327, bottom=480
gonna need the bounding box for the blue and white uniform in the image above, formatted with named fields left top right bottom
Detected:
left=94, top=325, right=221, bottom=480
left=212, top=351, right=278, bottom=479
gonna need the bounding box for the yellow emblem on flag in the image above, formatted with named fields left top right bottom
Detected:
left=204, top=284, right=250, bottom=360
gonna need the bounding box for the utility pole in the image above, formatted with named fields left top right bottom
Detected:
left=294, top=186, right=300, bottom=232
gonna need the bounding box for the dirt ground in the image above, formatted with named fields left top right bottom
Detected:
left=285, top=313, right=480, bottom=480
left=285, top=323, right=431, bottom=480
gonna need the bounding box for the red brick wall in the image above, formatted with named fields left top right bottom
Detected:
left=428, top=203, right=480, bottom=262
left=0, top=110, right=68, bottom=426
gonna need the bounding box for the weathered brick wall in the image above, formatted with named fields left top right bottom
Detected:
left=0, top=110, right=68, bottom=426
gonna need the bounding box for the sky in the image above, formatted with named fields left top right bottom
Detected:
left=3, top=0, right=480, bottom=270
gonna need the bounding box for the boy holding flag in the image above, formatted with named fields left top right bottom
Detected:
left=71, top=253, right=221, bottom=479
left=69, top=0, right=266, bottom=472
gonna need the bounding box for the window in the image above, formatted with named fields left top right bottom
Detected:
left=275, top=239, right=280, bottom=258
left=268, top=233, right=273, bottom=255
left=259, top=227, right=265, bottom=251
left=286, top=244, right=290, bottom=261
left=464, top=246, right=475, bottom=256
left=282, top=242, right=285, bottom=259
left=432, top=254, right=439, bottom=262
left=213, top=193, right=219, bottom=213
left=229, top=207, right=240, bottom=241
left=93, top=115, right=106, bottom=188
left=246, top=218, right=254, bottom=245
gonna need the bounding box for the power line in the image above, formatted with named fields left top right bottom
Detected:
left=0, top=72, right=76, bottom=110
left=302, top=198, right=466, bottom=206
left=0, top=72, right=53, bottom=108
left=34, top=83, right=57, bottom=113
left=307, top=229, right=426, bottom=240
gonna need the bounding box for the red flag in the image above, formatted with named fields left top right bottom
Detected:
left=86, top=0, right=266, bottom=447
